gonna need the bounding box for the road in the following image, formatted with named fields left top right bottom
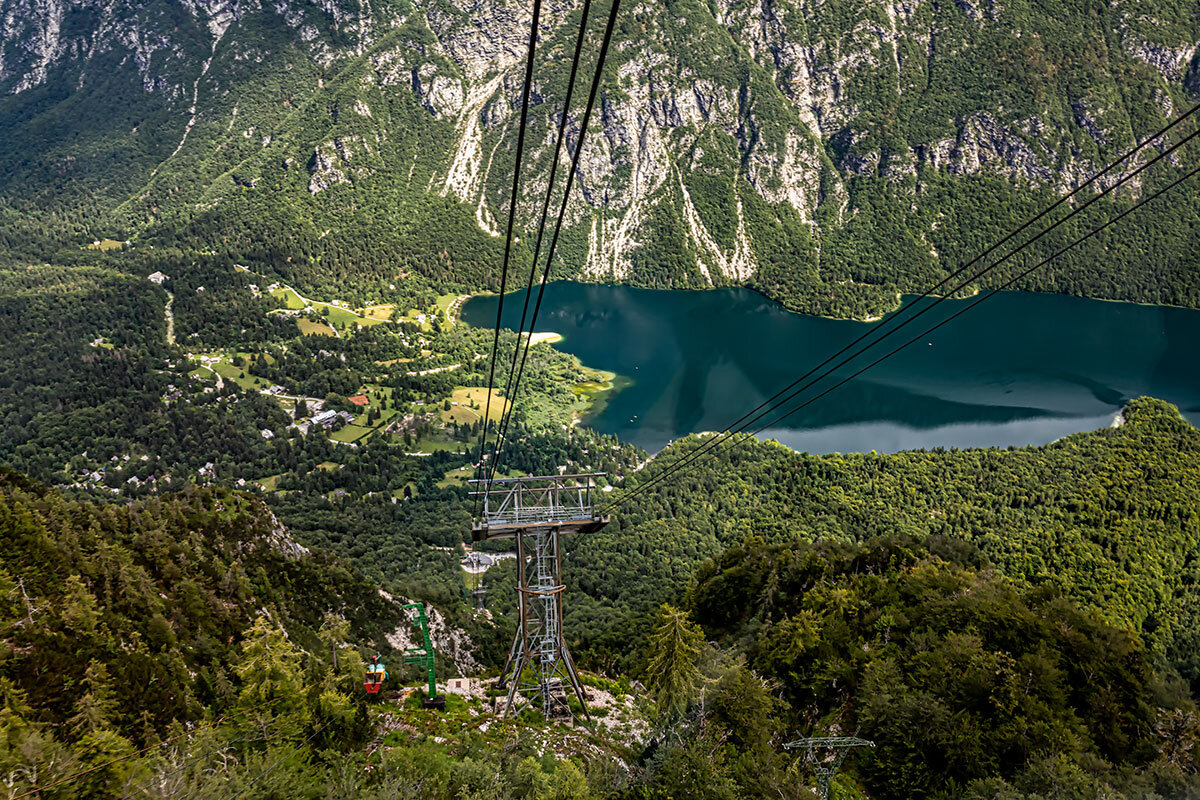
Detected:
left=164, top=292, right=175, bottom=346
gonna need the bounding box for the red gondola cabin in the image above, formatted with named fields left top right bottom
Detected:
left=364, top=656, right=388, bottom=695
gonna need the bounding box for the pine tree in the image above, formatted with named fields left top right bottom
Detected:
left=234, top=617, right=307, bottom=738
left=645, top=604, right=705, bottom=721
left=68, top=661, right=119, bottom=736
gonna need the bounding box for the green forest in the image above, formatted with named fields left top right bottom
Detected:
left=3, top=462, right=1200, bottom=799
left=1, top=0, right=1200, bottom=796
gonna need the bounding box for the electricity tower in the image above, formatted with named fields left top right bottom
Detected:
left=784, top=735, right=875, bottom=800
left=470, top=473, right=608, bottom=720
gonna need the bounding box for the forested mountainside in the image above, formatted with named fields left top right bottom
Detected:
left=4, top=454, right=1200, bottom=799
left=549, top=398, right=1200, bottom=693
left=2, top=0, right=1199, bottom=316
left=0, top=469, right=459, bottom=729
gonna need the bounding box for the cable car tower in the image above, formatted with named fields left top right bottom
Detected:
left=784, top=735, right=875, bottom=800
left=470, top=473, right=608, bottom=720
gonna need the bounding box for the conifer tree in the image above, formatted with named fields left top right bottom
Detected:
left=234, top=617, right=307, bottom=738
left=645, top=604, right=705, bottom=721
left=68, top=661, right=119, bottom=736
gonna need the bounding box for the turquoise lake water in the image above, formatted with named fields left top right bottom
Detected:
left=462, top=283, right=1200, bottom=454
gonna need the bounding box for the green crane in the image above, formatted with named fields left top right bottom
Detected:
left=401, top=602, right=444, bottom=709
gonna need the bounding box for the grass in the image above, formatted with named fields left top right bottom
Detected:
left=359, top=304, right=396, bottom=320
left=210, top=359, right=270, bottom=391
left=269, top=286, right=308, bottom=310
left=344, top=385, right=401, bottom=429
left=86, top=239, right=125, bottom=251
left=257, top=474, right=284, bottom=491
left=441, top=387, right=509, bottom=426
left=269, top=286, right=386, bottom=328
left=436, top=293, right=470, bottom=327
left=297, top=318, right=337, bottom=336
left=391, top=481, right=419, bottom=499
left=330, top=424, right=374, bottom=443
left=327, top=305, right=383, bottom=328
left=437, top=465, right=476, bottom=488
left=411, top=437, right=465, bottom=454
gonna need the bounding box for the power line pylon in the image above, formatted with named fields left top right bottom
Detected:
left=470, top=473, right=608, bottom=721
left=784, top=735, right=875, bottom=800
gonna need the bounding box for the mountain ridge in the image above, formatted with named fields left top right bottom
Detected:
left=2, top=0, right=1198, bottom=317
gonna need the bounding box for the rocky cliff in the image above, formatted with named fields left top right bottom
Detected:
left=1, top=0, right=1198, bottom=315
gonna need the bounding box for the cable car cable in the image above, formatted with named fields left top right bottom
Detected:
left=601, top=116, right=1199, bottom=509
left=492, top=0, right=595, bottom=462
left=485, top=0, right=624, bottom=486
left=600, top=115, right=1200, bottom=514
left=744, top=161, right=1200, bottom=438
left=471, top=0, right=545, bottom=519
left=605, top=161, right=1200, bottom=512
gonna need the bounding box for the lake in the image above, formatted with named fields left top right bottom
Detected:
left=461, top=283, right=1200, bottom=454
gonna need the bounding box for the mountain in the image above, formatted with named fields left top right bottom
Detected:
left=557, top=398, right=1200, bottom=691
left=0, top=467, right=475, bottom=729
left=3, top=459, right=1199, bottom=800
left=2, top=0, right=1199, bottom=316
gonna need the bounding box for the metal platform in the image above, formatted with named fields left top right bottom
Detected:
left=469, top=472, right=608, bottom=541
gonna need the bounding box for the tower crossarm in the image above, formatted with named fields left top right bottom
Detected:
left=783, top=736, right=875, bottom=750
left=470, top=473, right=608, bottom=541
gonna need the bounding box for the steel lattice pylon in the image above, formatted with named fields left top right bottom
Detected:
left=470, top=473, right=608, bottom=721
left=784, top=735, right=875, bottom=800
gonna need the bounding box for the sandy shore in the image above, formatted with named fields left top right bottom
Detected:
left=527, top=331, right=564, bottom=345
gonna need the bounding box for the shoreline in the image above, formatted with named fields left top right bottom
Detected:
left=457, top=280, right=1197, bottom=328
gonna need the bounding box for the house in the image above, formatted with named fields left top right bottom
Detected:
left=312, top=410, right=339, bottom=428
left=442, top=677, right=482, bottom=697
left=260, top=429, right=275, bottom=439
left=348, top=394, right=369, bottom=407
left=147, top=271, right=169, bottom=285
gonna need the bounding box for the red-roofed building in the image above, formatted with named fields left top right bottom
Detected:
left=348, top=394, right=370, bottom=407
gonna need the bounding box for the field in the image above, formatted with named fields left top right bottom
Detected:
left=436, top=293, right=468, bottom=327
left=269, top=286, right=308, bottom=310
left=257, top=474, right=284, bottom=491
left=438, top=464, right=521, bottom=487
left=209, top=358, right=270, bottom=391
left=411, top=437, right=466, bottom=454
left=85, top=239, right=125, bottom=251
left=269, top=286, right=386, bottom=329
left=330, top=424, right=374, bottom=443
left=441, top=387, right=510, bottom=425
left=437, top=465, right=476, bottom=488
left=359, top=304, right=396, bottom=321
left=297, top=318, right=337, bottom=336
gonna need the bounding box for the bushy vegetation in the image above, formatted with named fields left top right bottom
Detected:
left=676, top=535, right=1200, bottom=799
left=564, top=398, right=1200, bottom=688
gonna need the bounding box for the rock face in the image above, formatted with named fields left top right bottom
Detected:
left=1, top=0, right=1197, bottom=308
left=381, top=592, right=480, bottom=676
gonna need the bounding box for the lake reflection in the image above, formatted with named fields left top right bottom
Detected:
left=462, top=284, right=1200, bottom=454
